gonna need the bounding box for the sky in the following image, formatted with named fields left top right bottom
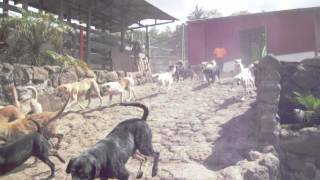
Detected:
left=147, top=0, right=320, bottom=28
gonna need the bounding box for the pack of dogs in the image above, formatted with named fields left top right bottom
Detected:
left=0, top=72, right=158, bottom=180
left=0, top=59, right=255, bottom=179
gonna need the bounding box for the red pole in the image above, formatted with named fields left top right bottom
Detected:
left=79, top=26, right=84, bottom=59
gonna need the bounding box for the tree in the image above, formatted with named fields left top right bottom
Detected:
left=187, top=5, right=222, bottom=20
left=231, top=10, right=250, bottom=16
left=0, top=9, right=72, bottom=65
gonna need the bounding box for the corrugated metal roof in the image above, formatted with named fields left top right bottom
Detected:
left=12, top=0, right=177, bottom=32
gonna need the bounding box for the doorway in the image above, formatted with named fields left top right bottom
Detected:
left=239, top=27, right=266, bottom=65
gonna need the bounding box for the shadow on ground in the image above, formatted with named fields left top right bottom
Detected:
left=214, top=97, right=240, bottom=113
left=136, top=92, right=165, bottom=101
left=204, top=106, right=257, bottom=171
left=192, top=83, right=211, bottom=91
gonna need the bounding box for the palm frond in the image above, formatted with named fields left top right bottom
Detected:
left=293, top=91, right=320, bottom=111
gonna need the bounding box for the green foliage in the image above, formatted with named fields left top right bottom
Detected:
left=293, top=92, right=320, bottom=112
left=46, top=50, right=89, bottom=70
left=0, top=9, right=73, bottom=65
left=187, top=5, right=222, bottom=20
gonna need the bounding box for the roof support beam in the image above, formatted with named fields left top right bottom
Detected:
left=86, top=0, right=92, bottom=63
left=2, top=0, right=9, bottom=17
left=129, top=20, right=175, bottom=30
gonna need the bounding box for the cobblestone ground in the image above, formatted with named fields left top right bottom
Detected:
left=3, top=79, right=257, bottom=180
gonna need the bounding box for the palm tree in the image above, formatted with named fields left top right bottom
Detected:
left=0, top=9, right=72, bottom=65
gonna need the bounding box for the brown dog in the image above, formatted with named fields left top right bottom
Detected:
left=0, top=96, right=70, bottom=148
left=57, top=78, right=102, bottom=108
left=0, top=105, right=25, bottom=123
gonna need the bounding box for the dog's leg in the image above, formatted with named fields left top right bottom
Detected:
left=86, top=96, right=92, bottom=108
left=131, top=88, right=137, bottom=100
left=136, top=134, right=160, bottom=177
left=67, top=94, right=78, bottom=108
left=38, top=156, right=55, bottom=179
left=120, top=93, right=124, bottom=103
left=109, top=94, right=113, bottom=105
left=128, top=88, right=131, bottom=101
left=133, top=153, right=147, bottom=179
left=49, top=150, right=65, bottom=163
left=93, top=81, right=103, bottom=106
left=117, top=165, right=129, bottom=180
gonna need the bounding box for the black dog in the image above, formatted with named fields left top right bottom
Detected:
left=203, top=65, right=220, bottom=84
left=66, top=103, right=160, bottom=180
left=0, top=120, right=65, bottom=179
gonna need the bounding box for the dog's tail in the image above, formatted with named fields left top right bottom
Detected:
left=47, top=95, right=71, bottom=124
left=26, top=86, right=38, bottom=100
left=120, top=103, right=149, bottom=121
left=31, top=119, right=42, bottom=134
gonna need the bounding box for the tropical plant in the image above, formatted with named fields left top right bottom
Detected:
left=293, top=92, right=320, bottom=112
left=46, top=50, right=89, bottom=70
left=0, top=9, right=72, bottom=65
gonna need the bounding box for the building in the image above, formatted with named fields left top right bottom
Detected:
left=186, top=7, right=320, bottom=71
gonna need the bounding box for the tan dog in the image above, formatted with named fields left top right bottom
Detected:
left=0, top=96, right=70, bottom=148
left=100, top=77, right=136, bottom=105
left=0, top=105, right=25, bottom=123
left=56, top=78, right=103, bottom=108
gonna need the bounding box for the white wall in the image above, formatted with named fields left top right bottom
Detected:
left=275, top=51, right=317, bottom=62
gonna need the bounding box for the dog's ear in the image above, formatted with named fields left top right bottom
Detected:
left=66, top=157, right=75, bottom=174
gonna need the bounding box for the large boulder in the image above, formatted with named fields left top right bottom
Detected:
left=2, top=63, right=14, bottom=72
left=280, top=127, right=320, bottom=156
left=44, top=65, right=61, bottom=74
left=13, top=64, right=33, bottom=85
left=32, top=66, right=49, bottom=83
left=59, top=70, right=78, bottom=85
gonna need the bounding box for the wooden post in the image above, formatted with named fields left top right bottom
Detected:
left=22, top=0, right=28, bottom=10
left=145, top=26, right=150, bottom=59
left=85, top=1, right=92, bottom=63
left=314, top=10, right=320, bottom=57
left=2, top=0, right=9, bottom=17
left=120, top=30, right=125, bottom=52
left=39, top=0, right=44, bottom=13
left=58, top=0, right=64, bottom=21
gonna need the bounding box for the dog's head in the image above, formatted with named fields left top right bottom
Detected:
left=66, top=155, right=101, bottom=180
left=100, top=84, right=111, bottom=96
left=56, top=85, right=69, bottom=97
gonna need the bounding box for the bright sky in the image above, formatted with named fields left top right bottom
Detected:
left=147, top=0, right=320, bottom=27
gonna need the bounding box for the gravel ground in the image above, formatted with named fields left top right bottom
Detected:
left=2, top=78, right=256, bottom=180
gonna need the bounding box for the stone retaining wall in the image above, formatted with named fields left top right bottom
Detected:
left=255, top=55, right=320, bottom=180
left=0, top=63, right=149, bottom=111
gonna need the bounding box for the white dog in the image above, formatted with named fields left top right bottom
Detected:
left=233, top=60, right=255, bottom=100
left=100, top=77, right=136, bottom=105
left=152, top=65, right=176, bottom=91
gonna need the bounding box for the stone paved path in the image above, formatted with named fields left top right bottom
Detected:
left=3, top=79, right=256, bottom=180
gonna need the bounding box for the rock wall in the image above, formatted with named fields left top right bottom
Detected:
left=255, top=55, right=320, bottom=180
left=0, top=63, right=149, bottom=110
left=279, top=57, right=320, bottom=124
